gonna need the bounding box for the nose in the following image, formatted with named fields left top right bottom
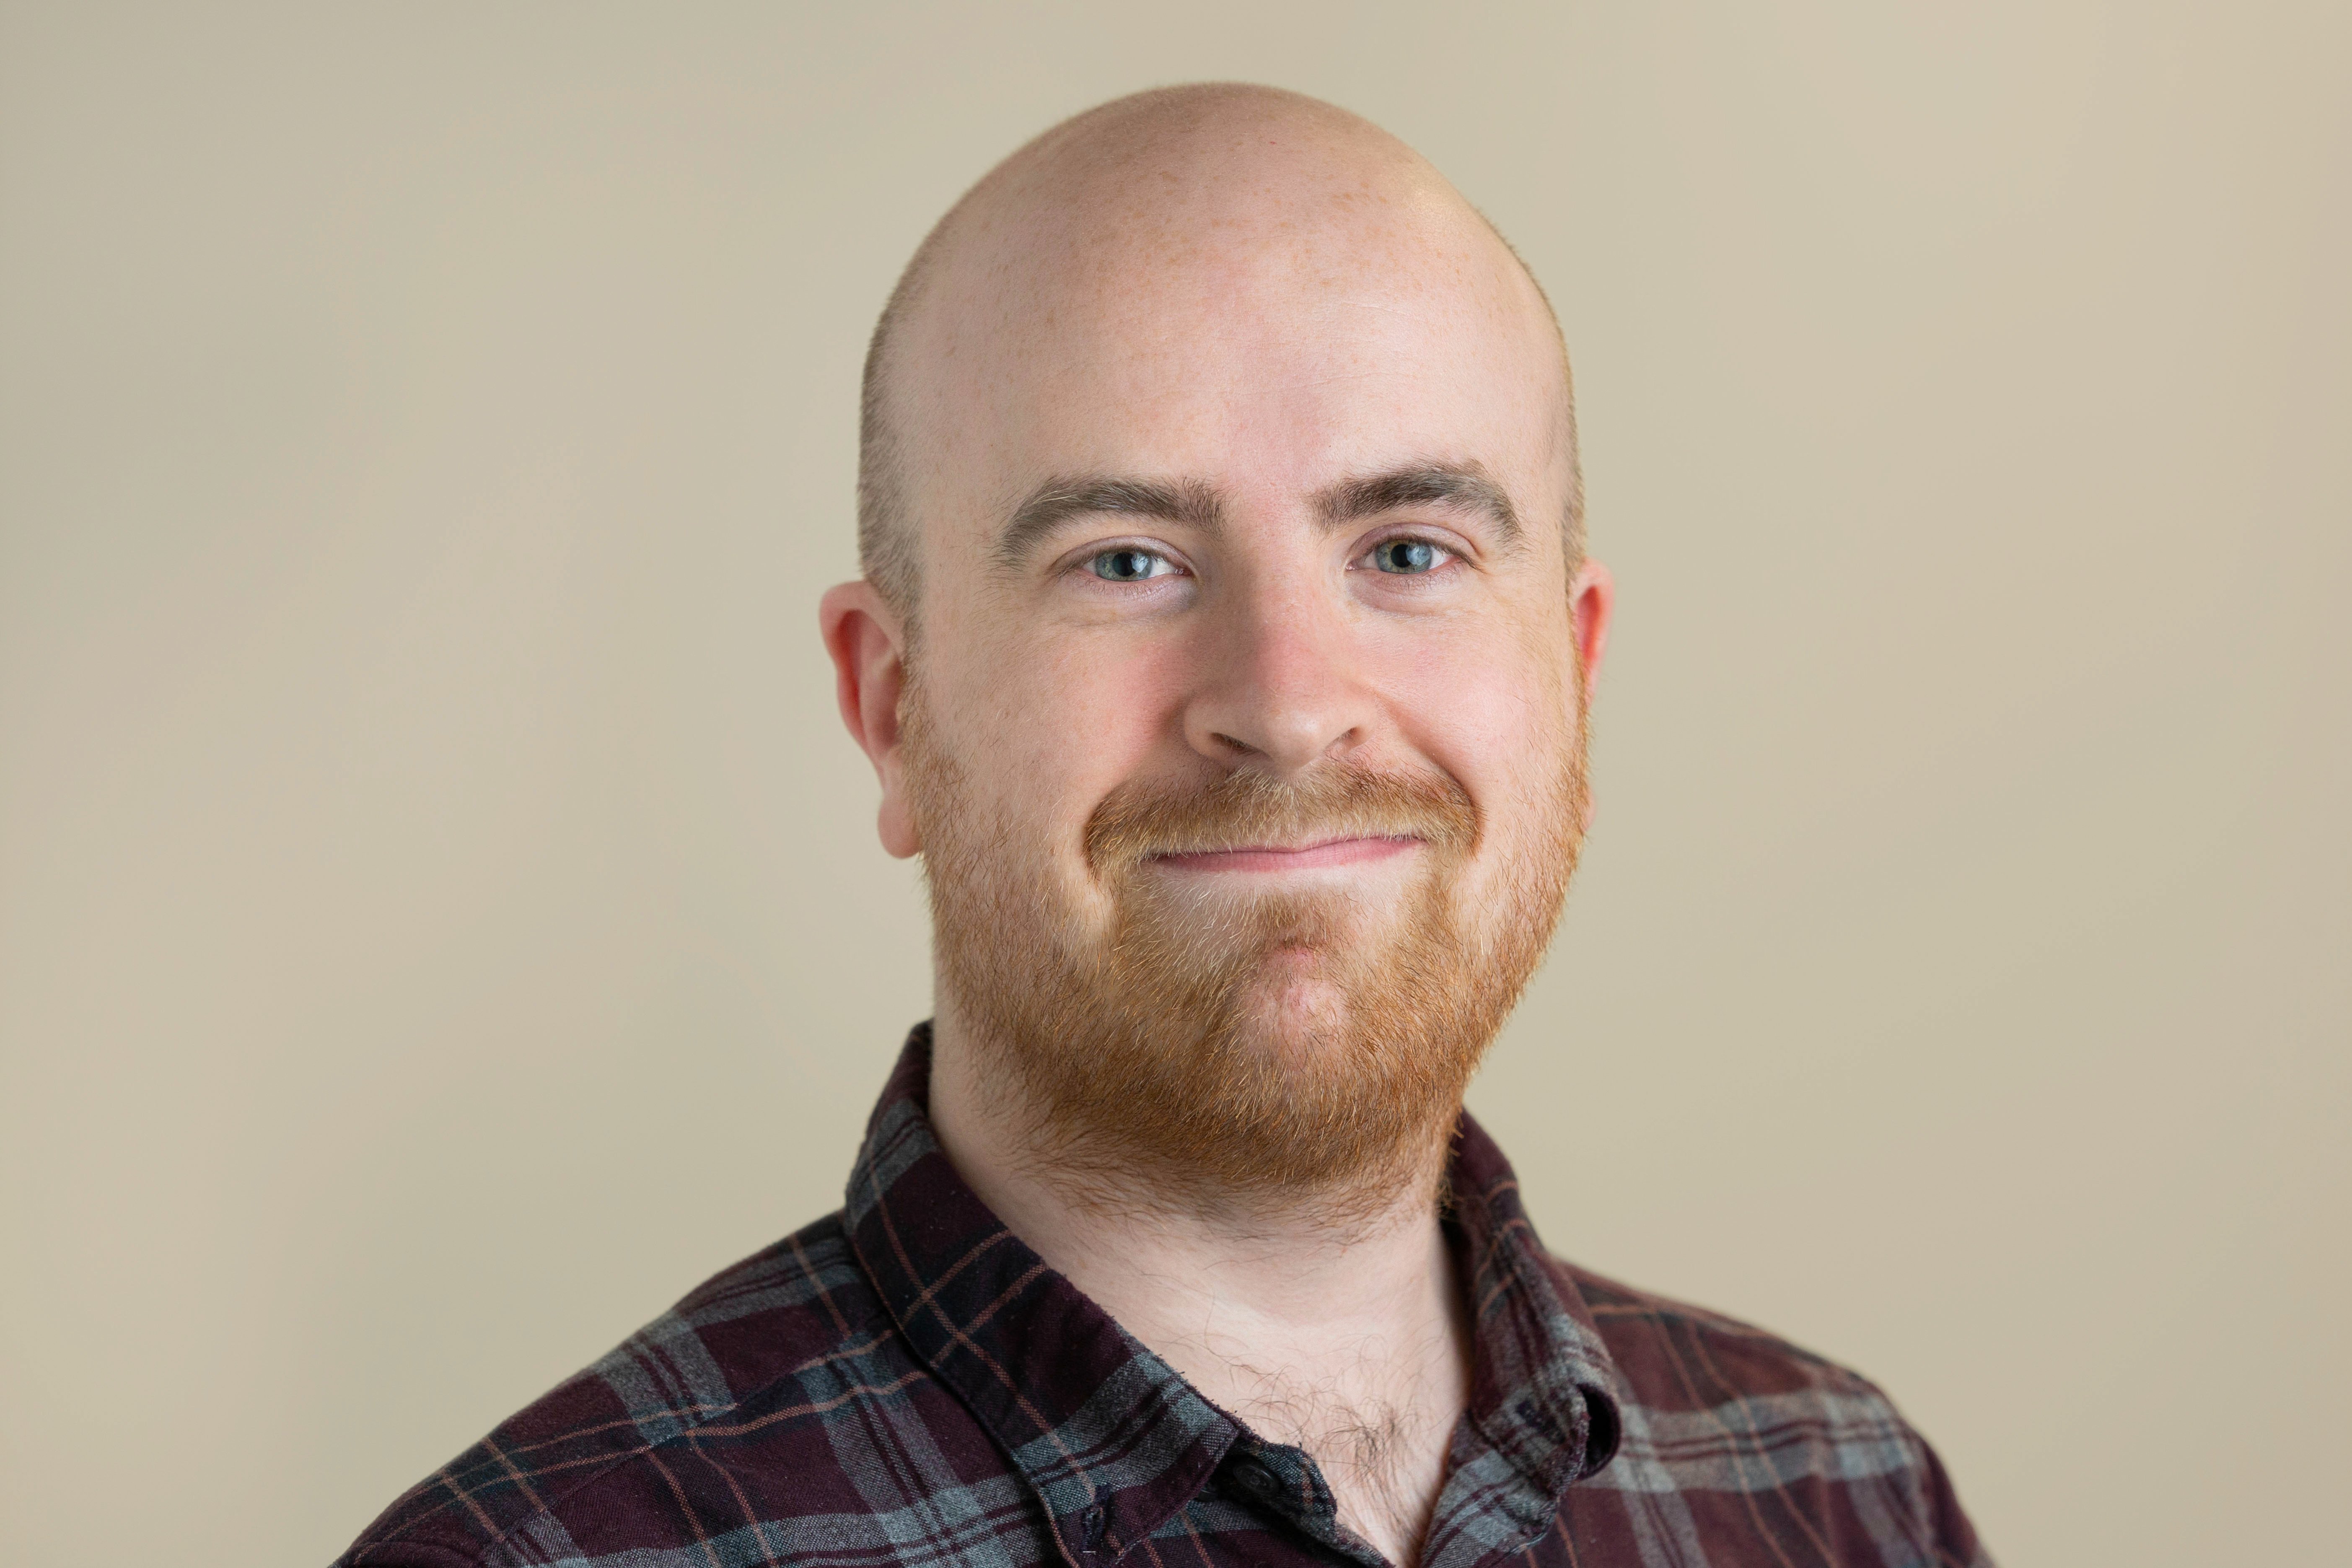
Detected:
left=1180, top=573, right=1378, bottom=778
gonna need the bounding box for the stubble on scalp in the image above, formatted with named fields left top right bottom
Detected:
left=902, top=674, right=1590, bottom=1230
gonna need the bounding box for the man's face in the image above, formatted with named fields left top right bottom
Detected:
left=855, top=166, right=1609, bottom=1211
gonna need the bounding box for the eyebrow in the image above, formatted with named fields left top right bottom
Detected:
left=991, top=459, right=1523, bottom=569
left=1316, top=461, right=1523, bottom=546
left=994, top=476, right=1223, bottom=570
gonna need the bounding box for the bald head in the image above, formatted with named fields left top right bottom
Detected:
left=857, top=84, right=1580, bottom=622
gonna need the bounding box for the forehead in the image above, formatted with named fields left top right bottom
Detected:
left=899, top=176, right=1570, bottom=543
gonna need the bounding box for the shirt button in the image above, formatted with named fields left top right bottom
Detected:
left=1233, top=1459, right=1276, bottom=1496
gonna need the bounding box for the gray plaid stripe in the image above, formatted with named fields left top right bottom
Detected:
left=483, top=1508, right=587, bottom=1566
left=676, top=1234, right=868, bottom=1335
left=772, top=1485, right=1041, bottom=1568
left=1591, top=1392, right=1914, bottom=1496
left=1839, top=1429, right=1948, bottom=1568
left=844, top=1096, right=932, bottom=1227
left=1422, top=1446, right=1546, bottom=1568
left=1008, top=1350, right=1229, bottom=1511
left=826, top=1391, right=1034, bottom=1566
left=490, top=1499, right=1045, bottom=1568
left=592, top=1316, right=738, bottom=1446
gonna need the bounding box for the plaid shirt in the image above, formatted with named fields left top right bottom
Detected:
left=339, top=1027, right=1989, bottom=1568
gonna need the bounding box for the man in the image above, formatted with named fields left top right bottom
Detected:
left=339, top=85, right=1987, bottom=1568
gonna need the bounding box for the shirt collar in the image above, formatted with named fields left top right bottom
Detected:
left=843, top=1025, right=1621, bottom=1568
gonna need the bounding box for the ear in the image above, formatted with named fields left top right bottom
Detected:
left=1567, top=557, right=1614, bottom=834
left=819, top=581, right=922, bottom=858
left=1569, top=557, right=1614, bottom=693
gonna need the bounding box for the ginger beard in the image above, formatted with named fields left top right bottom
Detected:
left=904, top=670, right=1590, bottom=1223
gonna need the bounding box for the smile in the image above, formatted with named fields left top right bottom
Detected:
left=1145, top=835, right=1422, bottom=873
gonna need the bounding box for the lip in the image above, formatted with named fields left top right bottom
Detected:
left=1147, top=835, right=1421, bottom=873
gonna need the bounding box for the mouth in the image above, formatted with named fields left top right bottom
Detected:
left=1145, top=835, right=1422, bottom=874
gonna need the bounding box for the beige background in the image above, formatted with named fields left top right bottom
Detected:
left=2, top=3, right=2345, bottom=1563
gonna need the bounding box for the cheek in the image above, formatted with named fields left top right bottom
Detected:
left=1379, top=619, right=1574, bottom=783
left=1373, top=619, right=1579, bottom=879
left=938, top=625, right=1185, bottom=856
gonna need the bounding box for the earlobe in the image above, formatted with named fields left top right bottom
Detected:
left=819, top=581, right=922, bottom=860
left=877, top=793, right=920, bottom=860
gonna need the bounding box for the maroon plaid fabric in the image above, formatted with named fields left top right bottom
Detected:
left=338, top=1026, right=1989, bottom=1568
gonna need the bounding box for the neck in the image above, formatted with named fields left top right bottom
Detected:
left=927, top=1010, right=1473, bottom=1568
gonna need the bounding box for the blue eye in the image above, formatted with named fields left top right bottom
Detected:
left=1090, top=548, right=1166, bottom=582
left=1372, top=539, right=1442, bottom=574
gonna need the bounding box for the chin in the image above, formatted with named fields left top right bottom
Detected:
left=1228, top=962, right=1357, bottom=1062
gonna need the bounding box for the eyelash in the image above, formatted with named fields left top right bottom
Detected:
left=1356, top=534, right=1459, bottom=577
left=1080, top=544, right=1186, bottom=583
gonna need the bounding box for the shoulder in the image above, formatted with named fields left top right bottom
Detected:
left=337, top=1214, right=893, bottom=1568
left=1563, top=1257, right=1894, bottom=1411
left=1554, top=1258, right=1989, bottom=1565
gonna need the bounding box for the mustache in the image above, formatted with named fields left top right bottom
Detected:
left=1084, top=762, right=1480, bottom=873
